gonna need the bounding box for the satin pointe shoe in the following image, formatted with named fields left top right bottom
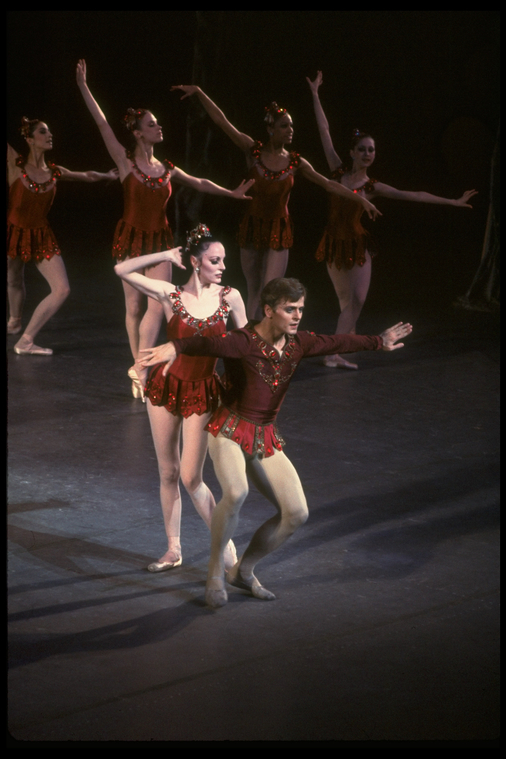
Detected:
left=147, top=555, right=182, bottom=573
left=127, top=367, right=146, bottom=402
left=7, top=317, right=22, bottom=335
left=205, top=577, right=228, bottom=608
left=14, top=339, right=53, bottom=356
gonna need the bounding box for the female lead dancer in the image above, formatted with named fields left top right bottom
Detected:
left=140, top=277, right=412, bottom=606
left=172, top=84, right=381, bottom=319
left=115, top=224, right=247, bottom=571
left=7, top=118, right=117, bottom=354
left=76, top=60, right=253, bottom=399
left=307, top=71, right=477, bottom=369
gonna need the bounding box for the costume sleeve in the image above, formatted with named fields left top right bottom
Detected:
left=173, top=329, right=251, bottom=359
left=297, top=331, right=383, bottom=356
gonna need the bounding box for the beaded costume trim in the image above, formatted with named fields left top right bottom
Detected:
left=249, top=328, right=297, bottom=393
left=16, top=155, right=60, bottom=193
left=169, top=286, right=232, bottom=335
left=129, top=156, right=173, bottom=190
left=251, top=141, right=300, bottom=181
left=333, top=167, right=377, bottom=194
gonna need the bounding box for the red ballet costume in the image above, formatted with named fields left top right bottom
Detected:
left=112, top=159, right=174, bottom=260
left=172, top=325, right=383, bottom=457
left=7, top=157, right=61, bottom=263
left=316, top=168, right=378, bottom=269
left=237, top=141, right=301, bottom=251
left=144, top=286, right=232, bottom=417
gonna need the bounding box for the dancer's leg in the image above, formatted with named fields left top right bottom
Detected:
left=206, top=435, right=250, bottom=605
left=226, top=448, right=308, bottom=597
left=137, top=260, right=172, bottom=379
left=240, top=247, right=264, bottom=320
left=180, top=416, right=237, bottom=570
left=7, top=258, right=25, bottom=332
left=262, top=248, right=289, bottom=287
left=325, top=252, right=372, bottom=368
left=146, top=402, right=183, bottom=565
left=14, top=255, right=70, bottom=351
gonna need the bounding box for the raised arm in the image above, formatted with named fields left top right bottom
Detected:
left=306, top=71, right=342, bottom=172
left=7, top=143, right=20, bottom=184
left=57, top=166, right=119, bottom=183
left=299, top=157, right=381, bottom=220
left=171, top=85, right=255, bottom=153
left=76, top=59, right=130, bottom=175
left=114, top=247, right=185, bottom=300
left=226, top=287, right=248, bottom=328
left=371, top=182, right=478, bottom=208
left=170, top=167, right=254, bottom=199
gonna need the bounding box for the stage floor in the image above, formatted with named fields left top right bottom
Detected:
left=7, top=262, right=499, bottom=744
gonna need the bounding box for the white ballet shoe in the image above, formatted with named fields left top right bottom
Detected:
left=7, top=317, right=22, bottom=335
left=146, top=555, right=182, bottom=572
left=14, top=340, right=53, bottom=356
left=128, top=366, right=146, bottom=402
left=226, top=568, right=276, bottom=601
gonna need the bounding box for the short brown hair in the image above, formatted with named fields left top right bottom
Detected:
left=260, top=278, right=307, bottom=314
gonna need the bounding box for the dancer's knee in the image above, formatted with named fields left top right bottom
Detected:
left=158, top=461, right=180, bottom=488
left=181, top=470, right=203, bottom=495
left=283, top=502, right=309, bottom=533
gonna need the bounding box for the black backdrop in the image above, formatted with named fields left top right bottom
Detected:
left=7, top=11, right=500, bottom=314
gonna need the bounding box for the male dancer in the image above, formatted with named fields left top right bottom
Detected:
left=140, top=278, right=412, bottom=607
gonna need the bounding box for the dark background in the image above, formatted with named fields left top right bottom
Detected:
left=7, top=11, right=500, bottom=320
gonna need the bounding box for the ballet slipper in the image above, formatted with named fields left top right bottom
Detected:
left=322, top=354, right=358, bottom=370
left=7, top=317, right=22, bottom=335
left=14, top=337, right=53, bottom=356
left=226, top=565, right=276, bottom=601
left=146, top=555, right=182, bottom=573
left=205, top=576, right=228, bottom=608
left=128, top=366, right=146, bottom=402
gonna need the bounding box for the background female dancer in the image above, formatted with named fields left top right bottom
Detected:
left=7, top=118, right=117, bottom=355
left=307, top=70, right=478, bottom=369
left=76, top=60, right=253, bottom=398
left=140, top=278, right=412, bottom=607
left=115, top=224, right=247, bottom=572
left=172, top=84, right=381, bottom=320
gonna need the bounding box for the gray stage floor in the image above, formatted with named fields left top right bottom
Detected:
left=7, top=261, right=499, bottom=744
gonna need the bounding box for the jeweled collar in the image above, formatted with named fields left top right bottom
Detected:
left=251, top=141, right=300, bottom=181
left=16, top=155, right=60, bottom=193
left=248, top=323, right=296, bottom=362
left=169, top=286, right=231, bottom=332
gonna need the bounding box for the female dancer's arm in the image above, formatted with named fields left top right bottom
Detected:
left=171, top=85, right=255, bottom=153
left=298, top=157, right=381, bottom=220
left=371, top=183, right=478, bottom=208
left=7, top=143, right=20, bottom=184
left=306, top=71, right=342, bottom=173
left=57, top=166, right=119, bottom=182
left=226, top=288, right=248, bottom=328
left=114, top=247, right=185, bottom=299
left=76, top=59, right=130, bottom=176
left=170, top=167, right=254, bottom=199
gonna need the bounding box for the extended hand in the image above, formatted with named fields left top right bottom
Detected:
left=380, top=322, right=413, bottom=351
left=139, top=342, right=177, bottom=376
left=166, top=246, right=185, bottom=269
left=76, top=59, right=87, bottom=86
left=455, top=189, right=478, bottom=208
left=171, top=84, right=200, bottom=100
left=231, top=178, right=255, bottom=200
left=306, top=70, right=323, bottom=94
left=106, top=168, right=119, bottom=181
left=362, top=197, right=382, bottom=220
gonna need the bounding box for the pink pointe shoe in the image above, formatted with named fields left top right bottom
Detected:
left=128, top=367, right=146, bottom=402
left=14, top=338, right=53, bottom=356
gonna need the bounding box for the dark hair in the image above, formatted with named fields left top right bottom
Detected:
left=123, top=108, right=149, bottom=133
left=260, top=278, right=307, bottom=314
left=264, top=102, right=288, bottom=127
left=20, top=117, right=41, bottom=139
left=183, top=224, right=218, bottom=267
left=350, top=129, right=374, bottom=150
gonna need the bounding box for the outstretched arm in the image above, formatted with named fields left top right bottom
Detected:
left=171, top=85, right=255, bottom=153
left=299, top=157, right=381, bottom=220
left=306, top=71, right=342, bottom=172
left=380, top=322, right=413, bottom=351
left=372, top=182, right=478, bottom=208
left=171, top=167, right=254, bottom=199
left=57, top=166, right=119, bottom=183
left=76, top=59, right=129, bottom=174
left=114, top=248, right=185, bottom=300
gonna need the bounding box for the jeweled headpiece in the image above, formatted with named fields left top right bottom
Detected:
left=123, top=108, right=148, bottom=132
left=185, top=223, right=212, bottom=252
left=20, top=117, right=40, bottom=139
left=264, top=102, right=287, bottom=126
